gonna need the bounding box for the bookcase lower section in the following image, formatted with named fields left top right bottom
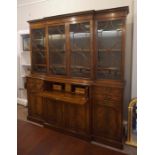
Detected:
left=26, top=76, right=124, bottom=149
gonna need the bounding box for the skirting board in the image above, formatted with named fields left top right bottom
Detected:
left=17, top=98, right=27, bottom=106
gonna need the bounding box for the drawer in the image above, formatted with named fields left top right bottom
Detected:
left=93, top=87, right=122, bottom=100
left=93, top=93, right=122, bottom=102
left=27, top=78, right=43, bottom=84
left=93, top=97, right=121, bottom=107
left=27, top=78, right=43, bottom=92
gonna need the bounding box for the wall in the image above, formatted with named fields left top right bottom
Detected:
left=131, top=0, right=137, bottom=98
left=17, top=0, right=134, bottom=119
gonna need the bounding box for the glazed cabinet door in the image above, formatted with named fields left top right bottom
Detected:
left=28, top=94, right=43, bottom=122
left=44, top=98, right=63, bottom=127
left=96, top=19, right=125, bottom=80
left=31, top=27, right=47, bottom=73
left=69, top=21, right=92, bottom=78
left=48, top=24, right=67, bottom=75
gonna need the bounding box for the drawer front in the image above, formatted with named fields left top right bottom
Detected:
left=27, top=78, right=43, bottom=92
left=93, top=94, right=122, bottom=104
left=93, top=97, right=120, bottom=107
left=93, top=86, right=123, bottom=103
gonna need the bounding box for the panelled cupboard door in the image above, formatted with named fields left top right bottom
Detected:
left=44, top=98, right=63, bottom=127
left=28, top=94, right=43, bottom=120
left=63, top=103, right=89, bottom=134
left=92, top=103, right=122, bottom=141
left=31, top=27, right=47, bottom=73
left=44, top=98, right=89, bottom=134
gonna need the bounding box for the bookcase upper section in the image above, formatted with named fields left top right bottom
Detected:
left=28, top=6, right=129, bottom=81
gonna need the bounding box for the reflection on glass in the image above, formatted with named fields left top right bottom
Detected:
left=97, top=20, right=123, bottom=79
left=32, top=29, right=45, bottom=50
left=31, top=28, right=47, bottom=73
left=48, top=25, right=66, bottom=75
left=70, top=22, right=91, bottom=78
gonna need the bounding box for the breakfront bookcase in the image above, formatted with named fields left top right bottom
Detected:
left=26, top=6, right=129, bottom=149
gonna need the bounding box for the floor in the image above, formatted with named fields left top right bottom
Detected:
left=17, top=104, right=137, bottom=155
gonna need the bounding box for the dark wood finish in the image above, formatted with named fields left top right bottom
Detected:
left=28, top=7, right=128, bottom=23
left=63, top=101, right=89, bottom=134
left=18, top=120, right=128, bottom=155
left=27, top=78, right=44, bottom=123
left=92, top=85, right=124, bottom=149
left=44, top=98, right=63, bottom=127
left=27, top=78, right=44, bottom=92
left=27, top=94, right=43, bottom=123
left=40, top=91, right=88, bottom=105
left=26, top=6, right=129, bottom=149
left=92, top=83, right=124, bottom=143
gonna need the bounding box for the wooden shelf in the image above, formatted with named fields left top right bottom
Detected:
left=34, top=64, right=47, bottom=67
left=32, top=50, right=46, bottom=52
left=21, top=50, right=30, bottom=53
left=33, top=38, right=45, bottom=41
left=51, top=64, right=66, bottom=68
left=97, top=67, right=119, bottom=71
left=71, top=32, right=90, bottom=35
left=21, top=75, right=26, bottom=77
left=19, top=87, right=26, bottom=90
left=71, top=66, right=90, bottom=70
left=22, top=64, right=31, bottom=67
left=98, top=49, right=121, bottom=52
left=40, top=91, right=88, bottom=105
left=49, top=49, right=65, bottom=52
left=72, top=49, right=90, bottom=52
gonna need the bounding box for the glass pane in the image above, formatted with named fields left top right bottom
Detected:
left=31, top=28, right=47, bottom=73
left=70, top=22, right=91, bottom=78
left=32, top=65, right=47, bottom=73
left=31, top=29, right=45, bottom=51
left=48, top=25, right=66, bottom=75
left=97, top=19, right=123, bottom=80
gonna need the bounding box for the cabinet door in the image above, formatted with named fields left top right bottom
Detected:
left=31, top=27, right=47, bottom=73
left=96, top=19, right=124, bottom=80
left=28, top=94, right=43, bottom=120
left=44, top=98, right=63, bottom=127
left=69, top=22, right=92, bottom=78
left=63, top=103, right=89, bottom=134
left=92, top=102, right=122, bottom=141
left=48, top=25, right=66, bottom=75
